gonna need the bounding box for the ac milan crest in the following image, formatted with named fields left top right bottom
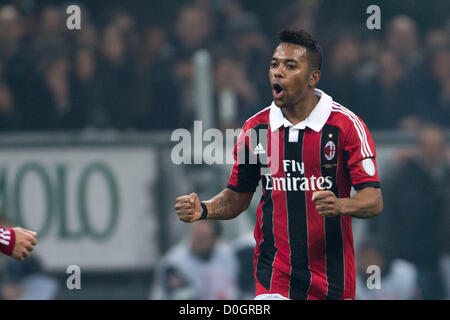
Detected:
left=324, top=141, right=336, bottom=161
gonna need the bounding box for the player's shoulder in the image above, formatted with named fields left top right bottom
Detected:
left=328, top=100, right=370, bottom=133
left=241, top=105, right=271, bottom=131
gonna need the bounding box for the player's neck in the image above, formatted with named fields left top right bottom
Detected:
left=282, top=90, right=319, bottom=126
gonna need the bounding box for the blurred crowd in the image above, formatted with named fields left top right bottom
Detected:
left=0, top=0, right=448, bottom=132
left=359, top=124, right=450, bottom=300
left=151, top=220, right=255, bottom=300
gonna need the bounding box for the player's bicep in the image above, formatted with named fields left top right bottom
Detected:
left=353, top=187, right=383, bottom=214
left=223, top=188, right=254, bottom=213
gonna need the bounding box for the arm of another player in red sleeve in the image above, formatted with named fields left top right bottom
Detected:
left=0, top=226, right=38, bottom=261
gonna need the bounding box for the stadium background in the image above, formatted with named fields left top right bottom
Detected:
left=0, top=0, right=448, bottom=299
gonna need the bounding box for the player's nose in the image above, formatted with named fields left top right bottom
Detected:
left=273, top=67, right=284, bottom=79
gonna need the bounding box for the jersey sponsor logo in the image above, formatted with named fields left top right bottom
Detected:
left=324, top=141, right=336, bottom=161
left=264, top=174, right=333, bottom=191
left=361, top=158, right=376, bottom=176
left=263, top=160, right=333, bottom=192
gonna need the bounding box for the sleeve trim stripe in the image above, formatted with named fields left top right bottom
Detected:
left=353, top=181, right=380, bottom=190
left=332, top=106, right=369, bottom=157
left=331, top=103, right=373, bottom=158
left=332, top=103, right=372, bottom=157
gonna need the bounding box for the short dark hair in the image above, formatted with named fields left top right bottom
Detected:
left=278, top=29, right=322, bottom=71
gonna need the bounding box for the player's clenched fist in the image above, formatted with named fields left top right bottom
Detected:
left=312, top=190, right=342, bottom=218
left=11, top=227, right=38, bottom=261
left=175, top=193, right=202, bottom=223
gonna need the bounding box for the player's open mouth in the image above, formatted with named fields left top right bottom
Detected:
left=272, top=83, right=284, bottom=99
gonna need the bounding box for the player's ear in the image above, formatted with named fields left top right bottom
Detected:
left=309, top=70, right=321, bottom=87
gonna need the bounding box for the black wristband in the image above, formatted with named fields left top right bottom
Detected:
left=200, top=202, right=208, bottom=220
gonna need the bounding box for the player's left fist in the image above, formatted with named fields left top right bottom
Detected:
left=312, top=191, right=342, bottom=218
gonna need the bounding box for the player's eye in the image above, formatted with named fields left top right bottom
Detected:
left=286, top=64, right=296, bottom=70
left=270, top=62, right=278, bottom=68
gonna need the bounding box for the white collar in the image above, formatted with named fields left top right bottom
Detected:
left=269, top=88, right=332, bottom=132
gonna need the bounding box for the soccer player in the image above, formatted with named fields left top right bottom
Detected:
left=0, top=226, right=37, bottom=261
left=175, top=29, right=383, bottom=300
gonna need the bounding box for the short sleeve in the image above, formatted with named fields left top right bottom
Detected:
left=227, top=122, right=261, bottom=192
left=343, top=117, right=380, bottom=190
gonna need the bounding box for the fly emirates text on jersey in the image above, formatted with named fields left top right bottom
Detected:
left=263, top=160, right=333, bottom=192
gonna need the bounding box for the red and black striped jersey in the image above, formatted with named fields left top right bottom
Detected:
left=227, top=89, right=380, bottom=300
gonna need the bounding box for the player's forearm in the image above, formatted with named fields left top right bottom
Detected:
left=339, top=187, right=383, bottom=219
left=203, top=188, right=252, bottom=220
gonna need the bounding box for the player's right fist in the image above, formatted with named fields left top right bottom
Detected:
left=11, top=227, right=37, bottom=261
left=175, top=193, right=202, bottom=223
